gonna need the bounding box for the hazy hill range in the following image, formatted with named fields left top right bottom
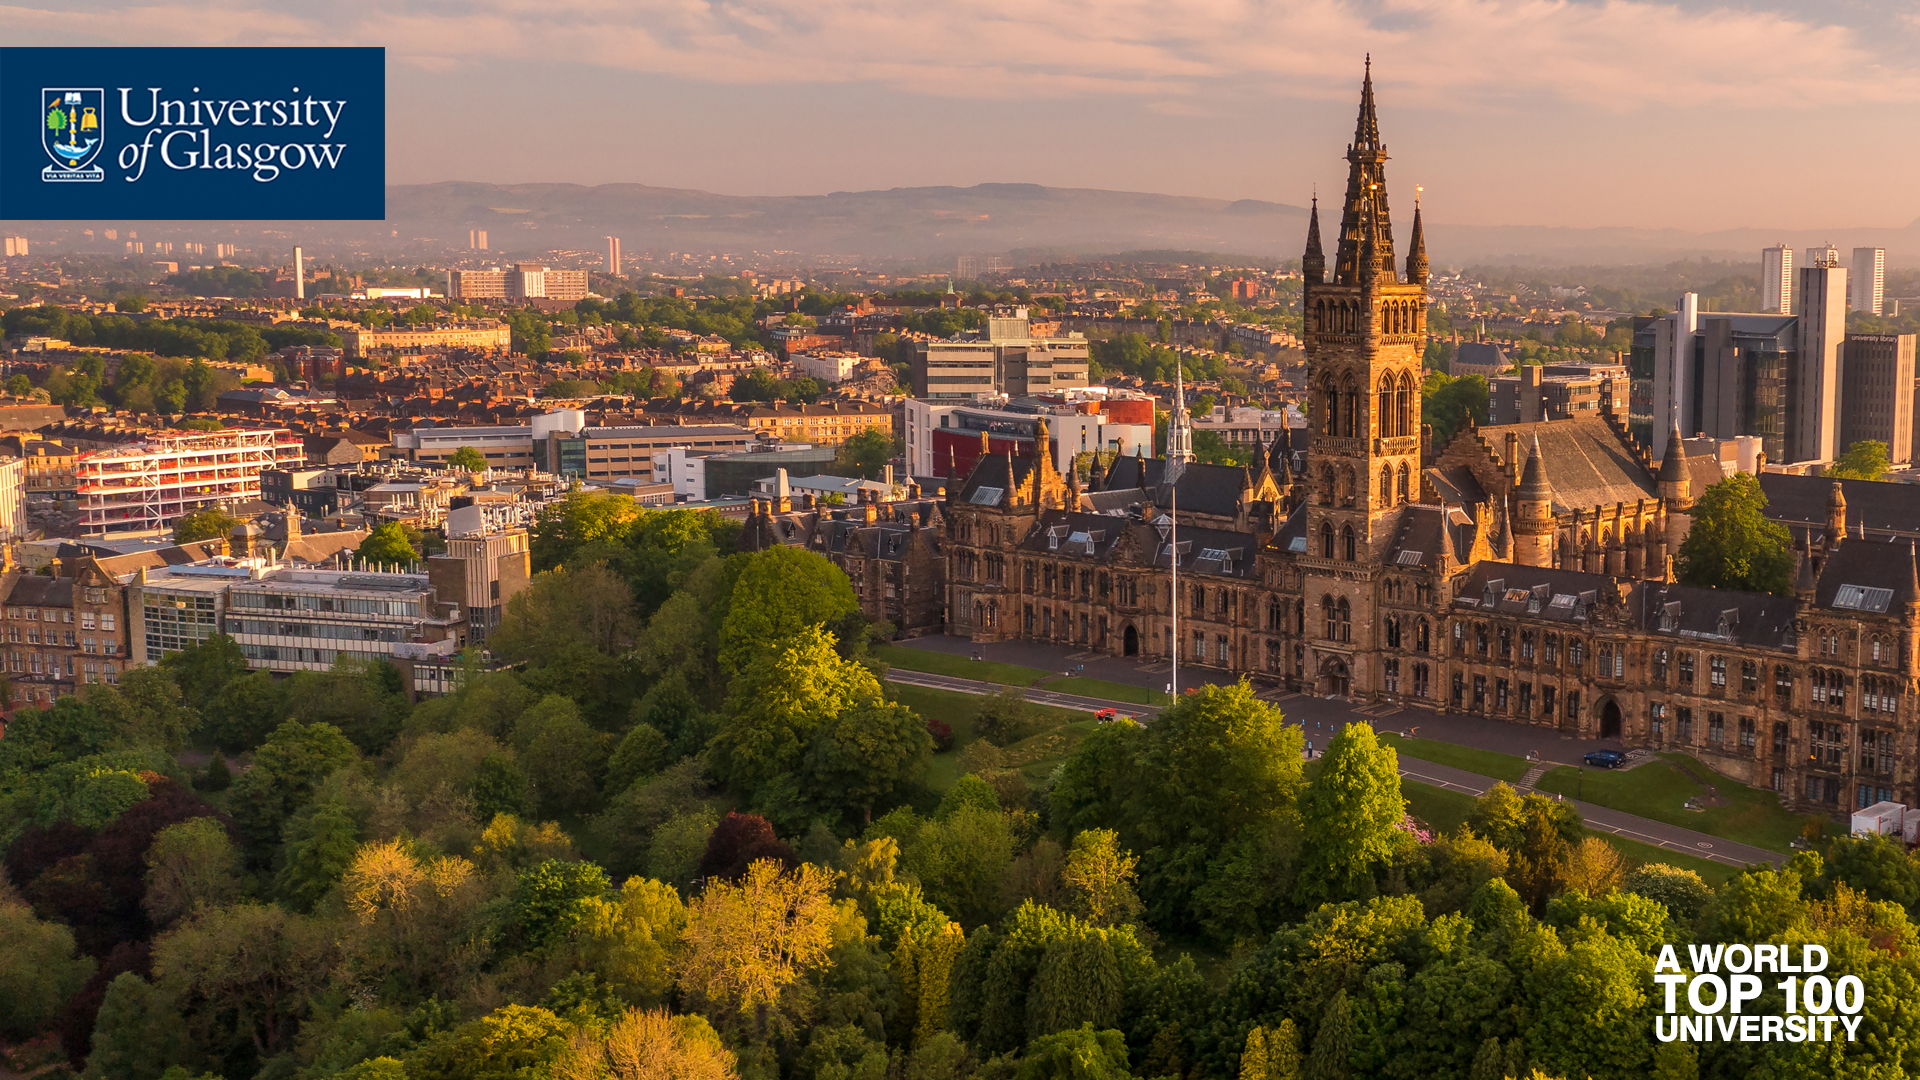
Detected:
left=9, top=180, right=1919, bottom=267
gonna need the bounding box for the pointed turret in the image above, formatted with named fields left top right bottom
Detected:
left=1903, top=540, right=1920, bottom=609
left=1794, top=535, right=1817, bottom=601
left=1354, top=53, right=1380, bottom=148
left=1302, top=196, right=1326, bottom=285
left=1657, top=419, right=1691, bottom=511
left=1826, top=480, right=1847, bottom=547
left=1166, top=359, right=1194, bottom=465
left=1088, top=451, right=1106, bottom=492
left=1492, top=494, right=1512, bottom=559
left=1406, top=191, right=1429, bottom=286
left=1333, top=57, right=1396, bottom=287
left=1516, top=434, right=1552, bottom=503
left=1512, top=435, right=1554, bottom=568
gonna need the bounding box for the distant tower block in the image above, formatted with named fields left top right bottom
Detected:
left=607, top=236, right=622, bottom=276
left=1762, top=244, right=1793, bottom=314
left=293, top=246, right=305, bottom=301
left=1851, top=247, right=1886, bottom=315
left=469, top=229, right=488, bottom=250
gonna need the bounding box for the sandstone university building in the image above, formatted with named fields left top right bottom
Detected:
left=935, top=65, right=1920, bottom=816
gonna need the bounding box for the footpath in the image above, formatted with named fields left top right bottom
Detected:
left=885, top=668, right=1782, bottom=870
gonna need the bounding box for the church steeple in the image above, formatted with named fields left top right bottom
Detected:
left=1406, top=190, right=1429, bottom=286
left=1166, top=357, right=1195, bottom=465
left=1303, top=195, right=1325, bottom=284
left=1333, top=57, right=1395, bottom=287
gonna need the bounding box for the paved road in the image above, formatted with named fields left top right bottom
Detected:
left=886, top=666, right=1783, bottom=870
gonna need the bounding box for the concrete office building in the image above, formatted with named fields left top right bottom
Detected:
left=1762, top=245, right=1793, bottom=315
left=447, top=265, right=590, bottom=301
left=1637, top=299, right=1800, bottom=466
left=1488, top=363, right=1629, bottom=426
left=1851, top=247, right=1886, bottom=316
left=1796, top=256, right=1848, bottom=464
left=1840, top=334, right=1917, bottom=465
left=912, top=309, right=1091, bottom=401
left=551, top=424, right=756, bottom=482
left=226, top=569, right=462, bottom=673
left=653, top=442, right=837, bottom=499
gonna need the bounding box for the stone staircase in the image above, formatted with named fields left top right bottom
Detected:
left=1518, top=762, right=1552, bottom=791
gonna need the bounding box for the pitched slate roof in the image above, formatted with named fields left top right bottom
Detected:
left=1811, top=537, right=1920, bottom=613
left=1018, top=510, right=1131, bottom=562
left=1635, top=580, right=1798, bottom=649
left=1102, top=455, right=1249, bottom=518
left=1454, top=564, right=1609, bottom=623
left=1147, top=520, right=1258, bottom=578
left=1485, top=418, right=1656, bottom=513
left=7, top=575, right=73, bottom=607
left=1759, top=474, right=1920, bottom=542
left=1386, top=504, right=1463, bottom=570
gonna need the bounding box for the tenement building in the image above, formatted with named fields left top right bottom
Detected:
left=935, top=64, right=1920, bottom=817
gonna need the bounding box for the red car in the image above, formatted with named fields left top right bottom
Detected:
left=1095, top=708, right=1126, bottom=723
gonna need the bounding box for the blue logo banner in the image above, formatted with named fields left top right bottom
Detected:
left=1, top=46, right=385, bottom=220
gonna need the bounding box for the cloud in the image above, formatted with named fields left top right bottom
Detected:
left=4, top=0, right=1917, bottom=109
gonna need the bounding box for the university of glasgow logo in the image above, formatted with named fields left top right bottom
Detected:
left=42, top=87, right=105, bottom=182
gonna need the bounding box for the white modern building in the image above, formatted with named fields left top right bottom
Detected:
left=1796, top=256, right=1848, bottom=465
left=1762, top=245, right=1793, bottom=315
left=1851, top=247, right=1886, bottom=316
left=225, top=568, right=462, bottom=674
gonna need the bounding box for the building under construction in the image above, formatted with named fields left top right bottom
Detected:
left=76, top=429, right=305, bottom=536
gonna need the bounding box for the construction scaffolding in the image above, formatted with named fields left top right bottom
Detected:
left=76, top=428, right=305, bottom=536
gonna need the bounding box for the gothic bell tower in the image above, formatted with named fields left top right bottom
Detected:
left=1301, top=57, right=1429, bottom=561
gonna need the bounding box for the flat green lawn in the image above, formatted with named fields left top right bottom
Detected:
left=1043, top=675, right=1166, bottom=707
left=874, top=645, right=1052, bottom=687
left=1400, top=780, right=1740, bottom=885
left=891, top=682, right=1084, bottom=793
left=1402, top=780, right=1477, bottom=833
left=1535, top=753, right=1820, bottom=854
left=1388, top=736, right=1532, bottom=783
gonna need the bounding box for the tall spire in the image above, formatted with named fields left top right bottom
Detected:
left=1355, top=54, right=1380, bottom=149
left=1333, top=58, right=1395, bottom=286
left=1303, top=194, right=1325, bottom=284
left=1406, top=188, right=1429, bottom=286
left=1166, top=358, right=1195, bottom=465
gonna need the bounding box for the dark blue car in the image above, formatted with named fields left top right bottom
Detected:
left=1583, top=749, right=1626, bottom=769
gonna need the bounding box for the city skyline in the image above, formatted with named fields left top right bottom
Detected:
left=3, top=0, right=1919, bottom=234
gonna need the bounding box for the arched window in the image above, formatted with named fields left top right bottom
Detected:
left=1323, top=380, right=1339, bottom=435
left=1322, top=595, right=1337, bottom=638
left=1267, top=598, right=1283, bottom=631
left=1343, top=524, right=1356, bottom=561
left=1321, top=522, right=1335, bottom=558
left=1386, top=616, right=1401, bottom=648
left=1415, top=618, right=1430, bottom=653
left=1396, top=372, right=1414, bottom=436
left=1341, top=466, right=1356, bottom=506
left=1396, top=462, right=1410, bottom=502
left=1321, top=464, right=1337, bottom=501
left=1295, top=599, right=1306, bottom=634
left=1380, top=465, right=1393, bottom=503
left=1341, top=375, right=1358, bottom=437
left=1379, top=374, right=1396, bottom=436
left=1337, top=598, right=1352, bottom=642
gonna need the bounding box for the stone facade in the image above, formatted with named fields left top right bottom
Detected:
left=930, top=66, right=1920, bottom=818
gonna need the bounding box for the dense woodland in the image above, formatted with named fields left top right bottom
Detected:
left=5, top=488, right=1920, bottom=1080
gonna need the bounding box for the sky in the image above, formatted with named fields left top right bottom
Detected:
left=6, top=0, right=1919, bottom=232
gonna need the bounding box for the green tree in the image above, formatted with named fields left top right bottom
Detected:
left=172, top=508, right=237, bottom=544
left=407, top=1005, right=574, bottom=1080
left=530, top=485, right=639, bottom=572
left=793, top=701, right=933, bottom=827
left=82, top=973, right=188, bottom=1080
left=357, top=521, right=420, bottom=567
left=1675, top=473, right=1794, bottom=596
left=516, top=858, right=614, bottom=948
left=276, top=800, right=362, bottom=910
left=1828, top=439, right=1890, bottom=481
left=1050, top=681, right=1301, bottom=933
left=1060, top=829, right=1144, bottom=928
left=1295, top=722, right=1404, bottom=905
left=1421, top=371, right=1489, bottom=445
left=150, top=902, right=335, bottom=1059
left=226, top=720, right=358, bottom=852
left=447, top=446, right=489, bottom=473
left=712, top=626, right=883, bottom=798
left=158, top=633, right=248, bottom=709
left=1307, top=989, right=1352, bottom=1080
left=143, top=817, right=241, bottom=927
left=606, top=722, right=675, bottom=796
left=513, top=694, right=610, bottom=817
left=717, top=546, right=859, bottom=675
left=0, top=897, right=96, bottom=1039
left=1016, top=1024, right=1132, bottom=1080
left=835, top=429, right=898, bottom=481
left=1621, top=863, right=1712, bottom=926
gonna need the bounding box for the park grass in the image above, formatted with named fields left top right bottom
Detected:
left=1041, top=674, right=1166, bottom=707
left=891, top=682, right=1084, bottom=793
left=1402, top=780, right=1477, bottom=833
left=1534, top=752, right=1820, bottom=854
left=1387, top=736, right=1533, bottom=783
left=874, top=645, right=1051, bottom=687
left=1400, top=780, right=1740, bottom=885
